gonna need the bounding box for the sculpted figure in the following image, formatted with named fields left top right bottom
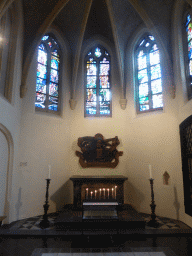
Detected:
left=76, top=133, right=123, bottom=168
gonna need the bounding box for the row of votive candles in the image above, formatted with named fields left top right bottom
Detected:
left=86, top=186, right=117, bottom=200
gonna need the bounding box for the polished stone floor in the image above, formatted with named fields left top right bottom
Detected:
left=0, top=209, right=191, bottom=256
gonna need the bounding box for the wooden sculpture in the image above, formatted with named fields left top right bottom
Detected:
left=76, top=133, right=123, bottom=168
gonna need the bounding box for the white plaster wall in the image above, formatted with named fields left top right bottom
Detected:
left=0, top=3, right=23, bottom=223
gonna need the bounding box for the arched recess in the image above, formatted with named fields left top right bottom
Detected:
left=34, top=25, right=70, bottom=114
left=0, top=123, right=14, bottom=224
left=126, top=25, right=170, bottom=113
left=172, top=0, right=191, bottom=104
left=20, top=0, right=71, bottom=99
left=127, top=0, right=175, bottom=99
left=0, top=0, right=14, bottom=20
left=0, top=0, right=20, bottom=103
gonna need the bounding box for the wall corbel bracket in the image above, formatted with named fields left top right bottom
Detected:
left=119, top=98, right=127, bottom=110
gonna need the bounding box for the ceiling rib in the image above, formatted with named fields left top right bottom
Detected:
left=0, top=0, right=14, bottom=19
left=128, top=0, right=175, bottom=98
left=20, top=0, right=71, bottom=98
left=70, top=0, right=93, bottom=109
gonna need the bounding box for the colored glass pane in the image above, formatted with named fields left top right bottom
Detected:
left=35, top=93, right=46, bottom=108
left=39, top=44, right=45, bottom=51
left=138, top=69, right=148, bottom=83
left=99, top=76, right=110, bottom=88
left=49, top=83, right=58, bottom=97
left=188, top=40, right=192, bottom=59
left=50, top=69, right=58, bottom=83
left=140, top=104, right=149, bottom=111
left=139, top=96, right=149, bottom=105
left=151, top=64, right=161, bottom=80
left=100, top=102, right=110, bottom=115
left=149, top=36, right=155, bottom=41
left=100, top=62, right=110, bottom=76
left=51, top=55, right=59, bottom=70
left=48, top=41, right=52, bottom=48
left=38, top=49, right=47, bottom=65
left=37, top=63, right=47, bottom=79
left=138, top=50, right=144, bottom=58
left=138, top=54, right=147, bottom=70
left=48, top=96, right=58, bottom=111
left=188, top=22, right=192, bottom=42
left=95, top=47, right=102, bottom=58
left=151, top=79, right=162, bottom=94
left=189, top=60, right=192, bottom=75
left=87, top=62, right=96, bottom=75
left=150, top=50, right=160, bottom=65
left=52, top=49, right=59, bottom=57
left=139, top=83, right=148, bottom=98
left=99, top=89, right=110, bottom=101
left=145, top=42, right=150, bottom=47
left=86, top=89, right=96, bottom=101
left=86, top=101, right=96, bottom=115
left=152, top=94, right=163, bottom=108
left=36, top=78, right=46, bottom=93
left=42, top=36, right=49, bottom=41
left=87, top=76, right=96, bottom=88
left=139, top=39, right=145, bottom=46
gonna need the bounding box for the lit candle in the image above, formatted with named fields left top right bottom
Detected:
left=48, top=165, right=51, bottom=179
left=95, top=190, right=97, bottom=199
left=91, top=191, right=93, bottom=199
left=107, top=188, right=109, bottom=199
left=86, top=188, right=88, bottom=199
left=115, top=186, right=117, bottom=199
left=149, top=164, right=152, bottom=179
left=112, top=188, right=114, bottom=198
left=103, top=188, right=105, bottom=199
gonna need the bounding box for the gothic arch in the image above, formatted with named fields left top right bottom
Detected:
left=0, top=123, right=14, bottom=224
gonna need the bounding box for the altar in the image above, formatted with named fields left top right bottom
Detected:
left=55, top=175, right=145, bottom=234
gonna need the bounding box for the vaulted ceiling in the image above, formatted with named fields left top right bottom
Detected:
left=0, top=0, right=178, bottom=103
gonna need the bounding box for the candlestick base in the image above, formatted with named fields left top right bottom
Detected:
left=147, top=219, right=160, bottom=228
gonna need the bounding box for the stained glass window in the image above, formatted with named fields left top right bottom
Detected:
left=36, top=34, right=60, bottom=112
left=85, top=45, right=111, bottom=117
left=135, top=35, right=163, bottom=112
left=184, top=12, right=192, bottom=99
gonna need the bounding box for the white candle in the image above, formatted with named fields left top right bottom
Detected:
left=99, top=188, right=102, bottom=199
left=149, top=164, right=152, bottom=179
left=91, top=191, right=93, bottom=199
left=95, top=190, right=97, bottom=199
left=115, top=186, right=117, bottom=199
left=86, top=188, right=88, bottom=199
left=107, top=188, right=109, bottom=199
left=48, top=165, right=51, bottom=179
left=112, top=188, right=114, bottom=198
left=103, top=188, right=105, bottom=199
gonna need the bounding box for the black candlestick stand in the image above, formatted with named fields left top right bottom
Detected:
left=40, top=179, right=51, bottom=229
left=147, top=178, right=160, bottom=228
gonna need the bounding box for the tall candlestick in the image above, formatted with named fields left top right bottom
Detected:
left=99, top=188, right=102, bottom=199
left=149, top=164, right=152, bottom=179
left=48, top=165, right=51, bottom=179
left=112, top=188, right=114, bottom=198
left=91, top=191, right=93, bottom=199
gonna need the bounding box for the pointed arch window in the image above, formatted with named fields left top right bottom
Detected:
left=85, top=45, right=111, bottom=117
left=36, top=34, right=61, bottom=112
left=135, top=35, right=163, bottom=113
left=184, top=10, right=192, bottom=99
